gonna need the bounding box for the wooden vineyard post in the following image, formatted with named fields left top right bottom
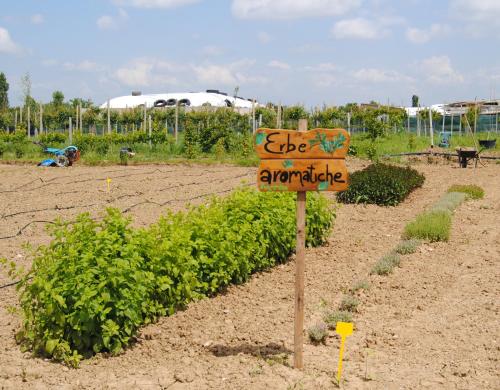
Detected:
left=254, top=120, right=350, bottom=369
left=295, top=118, right=307, bottom=369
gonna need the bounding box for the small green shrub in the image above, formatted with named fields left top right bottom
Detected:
left=350, top=280, right=370, bottom=292
left=431, top=192, right=466, bottom=213
left=371, top=253, right=401, bottom=275
left=39, top=132, right=67, bottom=145
left=347, top=144, right=358, bottom=156
left=13, top=142, right=25, bottom=158
left=337, top=163, right=425, bottom=206
left=308, top=322, right=328, bottom=344
left=339, top=295, right=360, bottom=312
left=395, top=239, right=421, bottom=255
left=0, top=141, right=6, bottom=156
left=323, top=310, right=353, bottom=329
left=403, top=210, right=451, bottom=242
left=447, top=184, right=484, bottom=200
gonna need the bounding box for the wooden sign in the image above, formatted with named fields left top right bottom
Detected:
left=255, top=128, right=350, bottom=192
left=254, top=121, right=350, bottom=370
left=255, top=128, right=349, bottom=159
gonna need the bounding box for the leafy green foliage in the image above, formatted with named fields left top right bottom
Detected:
left=39, top=132, right=67, bottom=145
left=16, top=188, right=334, bottom=366
left=337, top=163, right=425, bottom=206
left=447, top=185, right=484, bottom=200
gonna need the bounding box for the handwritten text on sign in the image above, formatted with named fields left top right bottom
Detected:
left=255, top=128, right=350, bottom=192
left=255, top=128, right=349, bottom=159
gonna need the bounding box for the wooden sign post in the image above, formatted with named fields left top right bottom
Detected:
left=255, top=120, right=350, bottom=369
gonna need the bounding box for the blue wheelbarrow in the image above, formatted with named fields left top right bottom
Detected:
left=37, top=145, right=81, bottom=167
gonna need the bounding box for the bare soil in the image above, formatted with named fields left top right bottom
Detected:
left=0, top=159, right=498, bottom=389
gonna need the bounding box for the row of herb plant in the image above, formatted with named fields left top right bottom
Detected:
left=12, top=188, right=335, bottom=367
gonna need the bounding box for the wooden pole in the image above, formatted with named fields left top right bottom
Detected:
left=27, top=105, right=31, bottom=138
left=175, top=102, right=179, bottom=143
left=347, top=112, right=351, bottom=135
left=148, top=114, right=152, bottom=149
left=294, top=118, right=308, bottom=370
left=496, top=112, right=498, bottom=134
left=252, top=99, right=256, bottom=134
left=442, top=110, right=445, bottom=134
left=474, top=104, right=478, bottom=133
left=14, top=109, right=17, bottom=130
left=277, top=102, right=282, bottom=128
left=107, top=100, right=111, bottom=134
left=450, top=114, right=453, bottom=137
left=20, top=106, right=23, bottom=124
left=79, top=104, right=82, bottom=132
left=39, top=103, right=43, bottom=135
left=69, top=117, right=73, bottom=144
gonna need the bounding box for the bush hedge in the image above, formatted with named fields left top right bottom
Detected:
left=16, top=188, right=334, bottom=367
left=336, top=163, right=425, bottom=206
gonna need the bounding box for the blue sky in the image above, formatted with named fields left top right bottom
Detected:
left=1, top=0, right=499, bottom=107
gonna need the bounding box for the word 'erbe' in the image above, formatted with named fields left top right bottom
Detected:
left=263, top=132, right=308, bottom=155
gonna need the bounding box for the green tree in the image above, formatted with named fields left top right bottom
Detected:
left=0, top=72, right=9, bottom=110
left=52, top=91, right=65, bottom=106
left=411, top=95, right=419, bottom=107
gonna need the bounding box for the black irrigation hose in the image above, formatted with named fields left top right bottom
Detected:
left=0, top=175, right=255, bottom=239
left=0, top=280, right=21, bottom=289
left=2, top=204, right=97, bottom=219
left=0, top=220, right=54, bottom=240
left=0, top=167, right=243, bottom=194
left=1, top=172, right=254, bottom=220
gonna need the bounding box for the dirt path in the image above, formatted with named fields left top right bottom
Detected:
left=0, top=160, right=498, bottom=389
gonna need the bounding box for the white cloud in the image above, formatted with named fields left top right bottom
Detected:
left=331, top=18, right=388, bottom=39
left=202, top=45, right=224, bottom=56
left=63, top=60, right=104, bottom=72
left=30, top=14, right=44, bottom=24
left=268, top=60, right=290, bottom=70
left=304, top=63, right=337, bottom=72
left=97, top=9, right=128, bottom=30
left=419, top=56, right=464, bottom=84
left=232, top=0, right=361, bottom=20
left=114, top=58, right=178, bottom=86
left=192, top=59, right=267, bottom=86
left=0, top=27, right=19, bottom=53
left=42, top=59, right=58, bottom=66
left=257, top=32, right=271, bottom=44
left=352, top=68, right=412, bottom=83
left=450, top=1, right=500, bottom=37
left=406, top=24, right=450, bottom=44
left=113, top=0, right=201, bottom=8
left=97, top=16, right=117, bottom=30
left=450, top=1, right=500, bottom=23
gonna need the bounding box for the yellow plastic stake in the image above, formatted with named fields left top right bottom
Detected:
left=106, top=177, right=112, bottom=193
left=336, top=322, right=353, bottom=383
